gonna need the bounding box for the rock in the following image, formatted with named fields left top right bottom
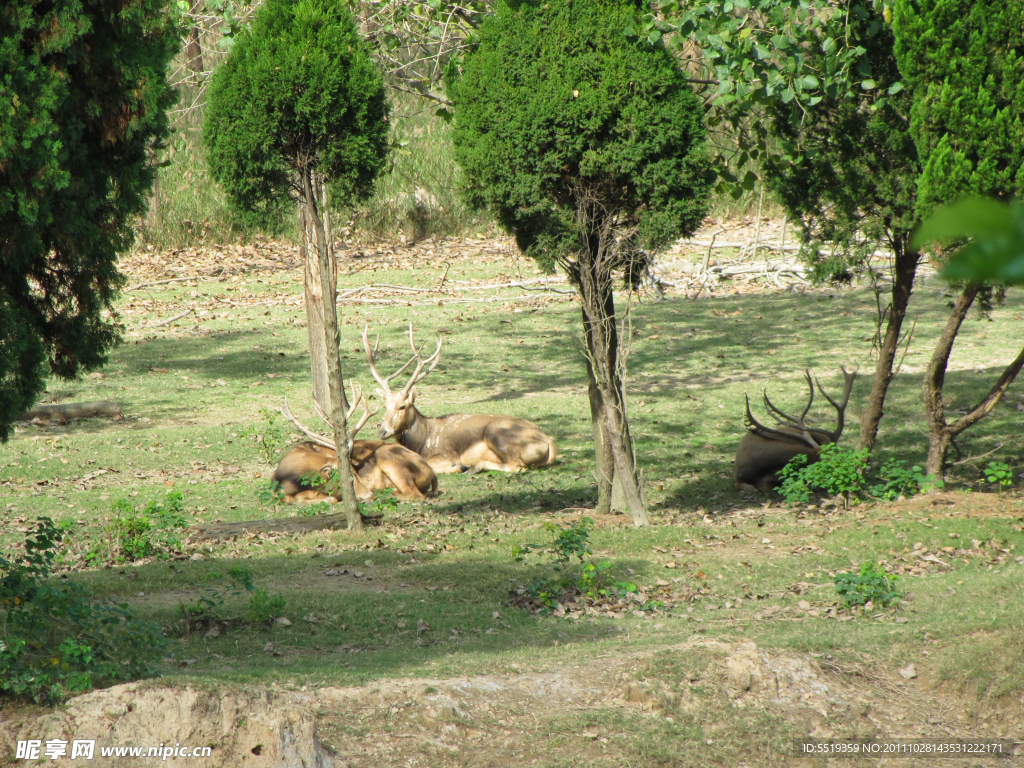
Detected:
left=898, top=663, right=917, bottom=680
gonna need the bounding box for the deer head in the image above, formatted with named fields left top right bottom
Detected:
left=743, top=366, right=857, bottom=447
left=362, top=323, right=442, bottom=439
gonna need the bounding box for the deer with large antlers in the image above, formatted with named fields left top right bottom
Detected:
left=363, top=324, right=557, bottom=473
left=272, top=383, right=438, bottom=502
left=734, top=367, right=857, bottom=493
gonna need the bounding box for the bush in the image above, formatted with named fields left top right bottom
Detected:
left=0, top=519, right=169, bottom=705
left=834, top=562, right=903, bottom=609
left=777, top=444, right=870, bottom=506
left=984, top=461, right=1014, bottom=487
left=870, top=458, right=943, bottom=500
left=178, top=567, right=286, bottom=635
left=87, top=491, right=190, bottom=565
left=514, top=518, right=648, bottom=609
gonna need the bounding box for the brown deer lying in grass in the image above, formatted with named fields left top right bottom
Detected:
left=363, top=324, right=557, bottom=473
left=734, top=367, right=857, bottom=493
left=273, top=386, right=437, bottom=502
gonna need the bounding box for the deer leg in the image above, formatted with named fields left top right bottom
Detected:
left=469, top=460, right=526, bottom=473
left=292, top=490, right=338, bottom=503
left=426, top=457, right=471, bottom=473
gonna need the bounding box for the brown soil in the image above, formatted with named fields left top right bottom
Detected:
left=3, top=640, right=1019, bottom=767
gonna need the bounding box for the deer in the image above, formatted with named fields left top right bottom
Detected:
left=363, top=324, right=557, bottom=473
left=272, top=384, right=438, bottom=503
left=734, top=367, right=857, bottom=493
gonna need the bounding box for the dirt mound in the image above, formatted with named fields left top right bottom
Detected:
left=1, top=683, right=331, bottom=767
left=2, top=640, right=1018, bottom=767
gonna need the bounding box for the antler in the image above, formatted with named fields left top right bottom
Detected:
left=744, top=393, right=821, bottom=450
left=743, top=367, right=858, bottom=448
left=399, top=322, right=443, bottom=398
left=362, top=324, right=415, bottom=396
left=812, top=365, right=857, bottom=442
left=281, top=395, right=336, bottom=450
left=762, top=370, right=815, bottom=428
left=361, top=323, right=443, bottom=398
left=280, top=382, right=380, bottom=453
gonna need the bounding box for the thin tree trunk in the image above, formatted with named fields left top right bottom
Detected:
left=185, top=0, right=204, bottom=79
left=858, top=236, right=920, bottom=452
left=584, top=353, right=614, bottom=515
left=576, top=247, right=647, bottom=526
left=302, top=168, right=360, bottom=530
left=923, top=284, right=980, bottom=479
left=302, top=202, right=334, bottom=417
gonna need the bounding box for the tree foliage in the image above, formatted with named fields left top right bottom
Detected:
left=203, top=0, right=391, bottom=225
left=0, top=0, right=179, bottom=440
left=449, top=0, right=712, bottom=273
left=893, top=0, right=1024, bottom=214
left=760, top=2, right=917, bottom=277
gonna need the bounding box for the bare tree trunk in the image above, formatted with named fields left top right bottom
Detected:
left=185, top=0, right=204, bottom=80
left=858, top=235, right=920, bottom=452
left=583, top=312, right=614, bottom=515
left=302, top=206, right=336, bottom=417
left=302, top=168, right=360, bottom=530
left=924, top=282, right=1024, bottom=479
left=576, top=244, right=647, bottom=526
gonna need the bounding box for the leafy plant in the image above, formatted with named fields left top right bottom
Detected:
left=0, top=519, right=169, bottom=705
left=777, top=444, right=870, bottom=506
left=870, top=458, right=944, bottom=500
left=984, top=461, right=1014, bottom=487
left=178, top=567, right=286, bottom=634
left=514, top=518, right=647, bottom=609
left=256, top=480, right=287, bottom=508
left=834, top=562, right=903, bottom=609
left=88, top=491, right=190, bottom=565
left=241, top=408, right=288, bottom=463
left=360, top=487, right=399, bottom=518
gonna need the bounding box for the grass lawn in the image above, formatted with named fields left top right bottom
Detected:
left=2, top=235, right=1022, bottom=766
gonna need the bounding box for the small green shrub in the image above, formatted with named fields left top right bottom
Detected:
left=984, top=461, right=1014, bottom=487
left=0, top=519, right=169, bottom=705
left=178, top=567, right=286, bottom=633
left=88, top=491, right=189, bottom=565
left=241, top=408, right=287, bottom=463
left=360, top=488, right=399, bottom=518
left=514, top=518, right=649, bottom=610
left=870, top=459, right=943, bottom=500
left=834, top=562, right=903, bottom=609
left=777, top=444, right=869, bottom=505
left=256, top=480, right=287, bottom=508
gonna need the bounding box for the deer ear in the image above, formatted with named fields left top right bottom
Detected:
left=373, top=388, right=385, bottom=400
left=408, top=387, right=417, bottom=401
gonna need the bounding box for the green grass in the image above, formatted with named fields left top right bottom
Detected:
left=2, top=248, right=1023, bottom=756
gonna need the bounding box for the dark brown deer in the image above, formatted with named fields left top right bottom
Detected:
left=363, top=324, right=557, bottom=473
left=273, top=386, right=438, bottom=502
left=734, top=367, right=857, bottom=493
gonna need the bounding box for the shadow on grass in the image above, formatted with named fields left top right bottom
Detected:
left=80, top=553, right=636, bottom=684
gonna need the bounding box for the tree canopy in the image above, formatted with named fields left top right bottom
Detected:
left=449, top=0, right=712, bottom=275
left=0, top=0, right=179, bottom=441
left=893, top=0, right=1024, bottom=213
left=203, top=0, right=391, bottom=225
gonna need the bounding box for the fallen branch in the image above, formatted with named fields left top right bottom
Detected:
left=18, top=401, right=122, bottom=421
left=126, top=276, right=203, bottom=291
left=191, top=511, right=382, bottom=541
left=143, top=308, right=193, bottom=328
